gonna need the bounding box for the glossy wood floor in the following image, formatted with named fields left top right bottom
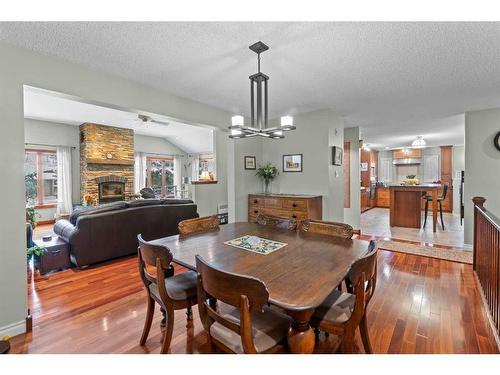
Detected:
left=10, top=248, right=499, bottom=354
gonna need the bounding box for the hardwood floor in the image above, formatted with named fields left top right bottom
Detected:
left=362, top=208, right=465, bottom=248
left=10, top=249, right=499, bottom=354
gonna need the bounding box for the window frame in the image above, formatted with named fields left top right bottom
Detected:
left=25, top=148, right=58, bottom=208
left=145, top=155, right=175, bottom=197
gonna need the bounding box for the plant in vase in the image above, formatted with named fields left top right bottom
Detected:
left=256, top=163, right=279, bottom=194
left=26, top=245, right=46, bottom=279
left=83, top=194, right=94, bottom=206
left=26, top=206, right=38, bottom=229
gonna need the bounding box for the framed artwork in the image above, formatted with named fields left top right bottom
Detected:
left=332, top=146, right=343, bottom=166
left=283, top=154, right=303, bottom=172
left=244, top=156, right=256, bottom=170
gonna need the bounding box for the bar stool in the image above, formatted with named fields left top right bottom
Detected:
left=422, top=183, right=448, bottom=230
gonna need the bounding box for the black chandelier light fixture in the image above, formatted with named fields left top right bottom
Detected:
left=229, top=41, right=296, bottom=140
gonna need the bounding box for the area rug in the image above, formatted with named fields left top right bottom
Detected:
left=224, top=235, right=287, bottom=255
left=377, top=240, right=473, bottom=264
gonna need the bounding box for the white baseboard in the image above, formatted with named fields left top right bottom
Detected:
left=462, top=243, right=473, bottom=251
left=0, top=320, right=26, bottom=338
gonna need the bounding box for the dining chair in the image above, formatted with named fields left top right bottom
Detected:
left=299, top=219, right=356, bottom=239
left=178, top=215, right=220, bottom=235
left=422, top=183, right=448, bottom=230
left=255, top=213, right=297, bottom=231
left=310, top=240, right=378, bottom=354
left=137, top=234, right=198, bottom=354
left=195, top=255, right=292, bottom=354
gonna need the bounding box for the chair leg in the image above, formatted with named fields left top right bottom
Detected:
left=160, top=308, right=175, bottom=354
left=186, top=304, right=193, bottom=321
left=359, top=315, right=373, bottom=354
left=439, top=202, right=445, bottom=230
left=139, top=297, right=155, bottom=346
left=340, top=332, right=356, bottom=354
left=423, top=199, right=429, bottom=227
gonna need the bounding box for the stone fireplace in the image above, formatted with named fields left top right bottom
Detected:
left=80, top=123, right=134, bottom=204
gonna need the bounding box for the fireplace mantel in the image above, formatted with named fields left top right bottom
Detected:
left=86, top=158, right=134, bottom=166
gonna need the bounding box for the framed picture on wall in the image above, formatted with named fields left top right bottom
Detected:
left=332, top=146, right=343, bottom=166
left=244, top=156, right=256, bottom=170
left=283, top=154, right=303, bottom=172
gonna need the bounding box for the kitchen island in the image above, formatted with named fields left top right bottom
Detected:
left=389, top=184, right=441, bottom=232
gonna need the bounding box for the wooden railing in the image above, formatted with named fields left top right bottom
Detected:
left=473, top=197, right=500, bottom=344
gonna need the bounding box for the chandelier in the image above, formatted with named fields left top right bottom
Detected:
left=229, top=41, right=295, bottom=139
left=411, top=136, right=426, bottom=148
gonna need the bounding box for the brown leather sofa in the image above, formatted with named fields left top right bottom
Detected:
left=54, top=199, right=198, bottom=267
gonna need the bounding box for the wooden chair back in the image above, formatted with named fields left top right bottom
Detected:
left=255, top=213, right=297, bottom=231
left=137, top=234, right=173, bottom=305
left=178, top=215, right=220, bottom=235
left=441, top=183, right=449, bottom=200
left=346, top=240, right=378, bottom=304
left=299, top=219, right=354, bottom=239
left=195, top=255, right=270, bottom=353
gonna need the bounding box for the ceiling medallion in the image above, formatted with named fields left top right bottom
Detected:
left=229, top=41, right=296, bottom=140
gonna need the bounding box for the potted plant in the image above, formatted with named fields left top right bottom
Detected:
left=26, top=245, right=46, bottom=280
left=26, top=206, right=38, bottom=229
left=256, top=163, right=279, bottom=194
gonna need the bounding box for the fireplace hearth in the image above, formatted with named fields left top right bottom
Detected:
left=95, top=175, right=127, bottom=203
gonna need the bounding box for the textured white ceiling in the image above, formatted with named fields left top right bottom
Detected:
left=3, top=22, right=500, bottom=148
left=24, top=89, right=214, bottom=154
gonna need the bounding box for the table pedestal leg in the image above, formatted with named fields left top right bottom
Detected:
left=286, top=309, right=315, bottom=354
left=432, top=189, right=438, bottom=232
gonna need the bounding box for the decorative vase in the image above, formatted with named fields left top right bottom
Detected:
left=264, top=180, right=270, bottom=194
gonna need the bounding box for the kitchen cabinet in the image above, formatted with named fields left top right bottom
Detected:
left=393, top=149, right=422, bottom=159
left=376, top=187, right=390, bottom=208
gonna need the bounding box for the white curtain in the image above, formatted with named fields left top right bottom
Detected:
left=173, top=156, right=182, bottom=197
left=191, top=154, right=200, bottom=181
left=134, top=152, right=147, bottom=193
left=56, top=146, right=73, bottom=215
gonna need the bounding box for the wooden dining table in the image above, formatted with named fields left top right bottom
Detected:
left=151, top=222, right=374, bottom=354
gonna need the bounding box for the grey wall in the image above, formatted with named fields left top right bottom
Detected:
left=452, top=145, right=464, bottom=215
left=0, top=41, right=232, bottom=338
left=464, top=108, right=500, bottom=245
left=228, top=136, right=264, bottom=222
left=260, top=109, right=345, bottom=222
left=344, top=127, right=361, bottom=229
left=134, top=134, right=187, bottom=156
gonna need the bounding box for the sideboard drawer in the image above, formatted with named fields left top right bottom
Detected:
left=248, top=194, right=322, bottom=223
left=264, top=198, right=282, bottom=208
left=249, top=196, right=265, bottom=206
left=282, top=199, right=308, bottom=211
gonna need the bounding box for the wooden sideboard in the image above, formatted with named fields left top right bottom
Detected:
left=248, top=194, right=322, bottom=223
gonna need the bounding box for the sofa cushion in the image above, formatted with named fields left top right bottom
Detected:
left=161, top=199, right=194, bottom=205
left=127, top=199, right=164, bottom=208
left=148, top=270, right=198, bottom=301
left=69, top=201, right=129, bottom=225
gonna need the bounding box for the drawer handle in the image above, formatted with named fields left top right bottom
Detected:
left=254, top=210, right=258, bottom=214
left=48, top=249, right=61, bottom=255
left=292, top=203, right=297, bottom=208
left=292, top=214, right=297, bottom=219
left=253, top=200, right=258, bottom=204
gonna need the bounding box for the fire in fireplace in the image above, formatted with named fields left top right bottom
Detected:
left=95, top=175, right=127, bottom=203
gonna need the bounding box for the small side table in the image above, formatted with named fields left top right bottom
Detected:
left=33, top=236, right=71, bottom=275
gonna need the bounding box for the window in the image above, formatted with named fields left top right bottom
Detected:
left=198, top=153, right=216, bottom=180
left=146, top=156, right=175, bottom=197
left=24, top=149, right=58, bottom=207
